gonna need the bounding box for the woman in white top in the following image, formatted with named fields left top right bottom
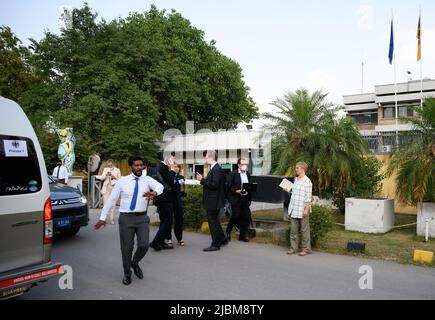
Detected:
left=283, top=162, right=313, bottom=256
left=101, top=159, right=122, bottom=224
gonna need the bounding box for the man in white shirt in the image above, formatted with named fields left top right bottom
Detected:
left=284, top=162, right=313, bottom=257
left=95, top=156, right=164, bottom=285
left=52, top=160, right=69, bottom=184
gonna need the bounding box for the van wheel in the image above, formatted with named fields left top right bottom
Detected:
left=60, top=227, right=80, bottom=237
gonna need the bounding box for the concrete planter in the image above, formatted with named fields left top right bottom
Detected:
left=417, top=202, right=435, bottom=238
left=345, top=198, right=395, bottom=233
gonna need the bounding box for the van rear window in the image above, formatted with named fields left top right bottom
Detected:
left=0, top=135, right=42, bottom=196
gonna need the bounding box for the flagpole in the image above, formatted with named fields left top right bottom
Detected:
left=419, top=5, right=423, bottom=108
left=361, top=45, right=365, bottom=93
left=392, top=9, right=399, bottom=147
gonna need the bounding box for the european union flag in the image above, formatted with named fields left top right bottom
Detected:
left=388, top=19, right=394, bottom=64
left=417, top=15, right=421, bottom=62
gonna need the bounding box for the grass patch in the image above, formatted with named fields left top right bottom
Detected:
left=252, top=209, right=435, bottom=267
left=316, top=227, right=434, bottom=267
left=317, top=213, right=434, bottom=267
left=155, top=207, right=434, bottom=267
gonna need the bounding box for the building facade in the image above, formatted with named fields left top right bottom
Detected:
left=343, top=79, right=435, bottom=153
left=161, top=126, right=272, bottom=179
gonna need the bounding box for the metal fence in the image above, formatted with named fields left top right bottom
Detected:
left=89, top=175, right=103, bottom=209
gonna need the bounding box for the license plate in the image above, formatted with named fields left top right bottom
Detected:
left=55, top=217, right=71, bottom=228
left=0, top=285, right=29, bottom=299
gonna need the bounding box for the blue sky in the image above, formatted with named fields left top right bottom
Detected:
left=1, top=0, right=434, bottom=126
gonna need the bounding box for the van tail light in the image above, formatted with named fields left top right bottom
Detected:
left=43, top=197, right=53, bottom=244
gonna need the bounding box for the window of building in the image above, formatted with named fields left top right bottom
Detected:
left=383, top=107, right=395, bottom=119
left=383, top=105, right=414, bottom=118
left=349, top=112, right=378, bottom=124
left=399, top=106, right=414, bottom=117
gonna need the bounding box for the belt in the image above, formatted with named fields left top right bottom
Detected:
left=120, top=211, right=147, bottom=216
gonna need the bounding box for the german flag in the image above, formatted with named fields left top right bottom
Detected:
left=417, top=16, right=421, bottom=62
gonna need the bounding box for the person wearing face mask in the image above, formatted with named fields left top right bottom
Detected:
left=150, top=154, right=177, bottom=251
left=52, top=160, right=68, bottom=184
left=165, top=163, right=186, bottom=246
left=100, top=159, right=122, bottom=224
left=226, top=158, right=253, bottom=242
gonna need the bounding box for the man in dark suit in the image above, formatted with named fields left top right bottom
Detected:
left=150, top=155, right=177, bottom=251
left=226, top=158, right=252, bottom=242
left=196, top=150, right=228, bottom=252
left=142, top=158, right=156, bottom=177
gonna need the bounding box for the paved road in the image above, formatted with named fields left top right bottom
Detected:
left=21, top=209, right=435, bottom=300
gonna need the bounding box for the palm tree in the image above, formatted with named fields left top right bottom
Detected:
left=387, top=98, right=435, bottom=205
left=263, top=88, right=368, bottom=194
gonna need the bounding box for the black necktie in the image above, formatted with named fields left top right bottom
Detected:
left=57, top=165, right=61, bottom=178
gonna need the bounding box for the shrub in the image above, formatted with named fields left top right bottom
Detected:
left=332, top=156, right=384, bottom=213
left=183, top=185, right=207, bottom=231
left=285, top=204, right=335, bottom=247
left=309, top=205, right=335, bottom=246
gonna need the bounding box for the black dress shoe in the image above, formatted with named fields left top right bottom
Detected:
left=131, top=262, right=143, bottom=279
left=150, top=242, right=162, bottom=252
left=239, top=236, right=250, bottom=242
left=162, top=243, right=174, bottom=249
left=221, top=239, right=229, bottom=246
left=122, top=275, right=132, bottom=285
left=203, top=246, right=220, bottom=252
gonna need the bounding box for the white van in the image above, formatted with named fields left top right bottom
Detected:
left=0, top=96, right=63, bottom=299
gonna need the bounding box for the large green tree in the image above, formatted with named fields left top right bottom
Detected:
left=0, top=26, right=39, bottom=101
left=7, top=3, right=258, bottom=170
left=0, top=26, right=60, bottom=168
left=387, top=98, right=435, bottom=205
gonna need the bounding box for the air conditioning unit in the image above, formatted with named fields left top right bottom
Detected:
left=382, top=145, right=392, bottom=153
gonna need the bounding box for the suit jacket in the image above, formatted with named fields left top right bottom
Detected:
left=143, top=166, right=156, bottom=177
left=101, top=167, right=122, bottom=194
left=200, top=163, right=226, bottom=211
left=229, top=170, right=252, bottom=206
left=154, top=162, right=176, bottom=204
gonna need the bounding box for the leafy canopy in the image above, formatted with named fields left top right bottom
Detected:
left=263, top=88, right=370, bottom=195
left=1, top=3, right=258, bottom=170
left=387, top=98, right=435, bottom=205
